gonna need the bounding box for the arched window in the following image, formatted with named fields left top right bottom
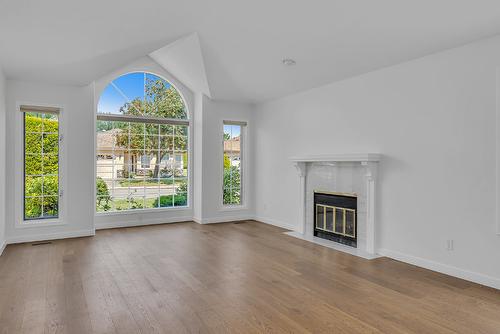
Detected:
left=96, top=72, right=189, bottom=213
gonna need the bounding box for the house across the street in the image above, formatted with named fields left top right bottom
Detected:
left=96, top=129, right=185, bottom=179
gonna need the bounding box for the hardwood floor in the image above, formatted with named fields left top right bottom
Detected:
left=0, top=221, right=499, bottom=334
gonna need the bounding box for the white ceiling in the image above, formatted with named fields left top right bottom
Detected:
left=2, top=0, right=500, bottom=102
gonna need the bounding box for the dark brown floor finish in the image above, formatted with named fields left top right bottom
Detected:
left=0, top=221, right=499, bottom=333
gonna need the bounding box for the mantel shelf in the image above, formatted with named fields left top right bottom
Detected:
left=289, top=153, right=381, bottom=163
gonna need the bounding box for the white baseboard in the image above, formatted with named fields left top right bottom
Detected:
left=254, top=216, right=295, bottom=231
left=378, top=248, right=500, bottom=290
left=7, top=229, right=95, bottom=245
left=195, top=215, right=255, bottom=224
left=95, top=216, right=193, bottom=230
left=254, top=216, right=500, bottom=290
left=0, top=239, right=6, bottom=256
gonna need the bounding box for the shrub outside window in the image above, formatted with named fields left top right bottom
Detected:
left=23, top=108, right=60, bottom=220
left=223, top=121, right=245, bottom=206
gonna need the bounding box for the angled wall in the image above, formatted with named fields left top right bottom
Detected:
left=93, top=57, right=255, bottom=227
left=198, top=96, right=255, bottom=223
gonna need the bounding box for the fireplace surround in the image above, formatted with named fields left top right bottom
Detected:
left=288, top=154, right=381, bottom=259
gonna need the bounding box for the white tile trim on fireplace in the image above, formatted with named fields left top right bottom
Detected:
left=290, top=153, right=381, bottom=258
left=293, top=162, right=307, bottom=235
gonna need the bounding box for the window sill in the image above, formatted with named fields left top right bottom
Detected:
left=220, top=205, right=247, bottom=212
left=16, top=219, right=66, bottom=228
left=95, top=206, right=191, bottom=217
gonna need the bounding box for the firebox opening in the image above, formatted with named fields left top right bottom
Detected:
left=314, top=191, right=357, bottom=248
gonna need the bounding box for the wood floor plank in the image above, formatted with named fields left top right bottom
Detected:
left=0, top=221, right=499, bottom=333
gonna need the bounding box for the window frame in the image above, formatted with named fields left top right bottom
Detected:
left=15, top=103, right=66, bottom=227
left=496, top=68, right=500, bottom=236
left=221, top=120, right=247, bottom=209
left=94, top=71, right=191, bottom=215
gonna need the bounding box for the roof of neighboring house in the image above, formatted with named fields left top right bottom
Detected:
left=224, top=137, right=240, bottom=154
left=97, top=129, right=123, bottom=150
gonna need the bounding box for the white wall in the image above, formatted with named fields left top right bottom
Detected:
left=199, top=96, right=255, bottom=223
left=1, top=56, right=255, bottom=245
left=192, top=92, right=204, bottom=222
left=254, top=35, right=500, bottom=287
left=0, top=67, right=6, bottom=252
left=5, top=81, right=95, bottom=243
left=93, top=57, right=255, bottom=227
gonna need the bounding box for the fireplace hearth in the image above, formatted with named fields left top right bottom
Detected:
left=314, top=191, right=357, bottom=248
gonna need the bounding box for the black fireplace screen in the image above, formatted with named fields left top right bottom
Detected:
left=314, top=191, right=357, bottom=247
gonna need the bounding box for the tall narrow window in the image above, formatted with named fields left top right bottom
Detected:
left=223, top=121, right=245, bottom=206
left=23, top=106, right=60, bottom=220
left=96, top=72, right=189, bottom=213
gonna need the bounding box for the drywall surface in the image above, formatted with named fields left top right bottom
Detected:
left=199, top=96, right=255, bottom=223
left=5, top=80, right=95, bottom=242
left=92, top=57, right=254, bottom=227
left=254, top=35, right=500, bottom=286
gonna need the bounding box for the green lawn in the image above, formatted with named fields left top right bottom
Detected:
left=105, top=194, right=188, bottom=211
left=118, top=174, right=188, bottom=187
left=113, top=198, right=156, bottom=210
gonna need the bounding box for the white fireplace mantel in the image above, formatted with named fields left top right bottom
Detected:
left=290, top=153, right=381, bottom=163
left=288, top=153, right=381, bottom=259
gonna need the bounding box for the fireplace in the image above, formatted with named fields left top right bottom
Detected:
left=314, top=191, right=357, bottom=248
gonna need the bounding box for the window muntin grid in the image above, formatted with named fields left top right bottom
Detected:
left=96, top=121, right=188, bottom=212
left=223, top=124, right=242, bottom=206
left=24, top=112, right=59, bottom=220
left=96, top=72, right=189, bottom=213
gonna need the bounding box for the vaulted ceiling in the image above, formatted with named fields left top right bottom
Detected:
left=2, top=0, right=500, bottom=102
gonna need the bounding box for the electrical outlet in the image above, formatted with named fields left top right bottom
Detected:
left=446, top=239, right=454, bottom=251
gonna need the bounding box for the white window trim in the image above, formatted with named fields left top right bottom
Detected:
left=15, top=102, right=67, bottom=228
left=496, top=68, right=500, bottom=236
left=94, top=205, right=191, bottom=217
left=93, top=71, right=192, bottom=215
left=220, top=120, right=248, bottom=211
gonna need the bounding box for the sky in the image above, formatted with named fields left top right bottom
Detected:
left=224, top=125, right=241, bottom=138
left=97, top=72, right=171, bottom=115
